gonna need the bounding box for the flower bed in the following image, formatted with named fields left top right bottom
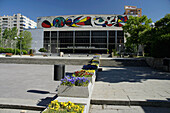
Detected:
left=5, top=53, right=12, bottom=57
left=43, top=100, right=85, bottom=113
left=82, top=64, right=98, bottom=70
left=58, top=76, right=92, bottom=98
left=72, top=70, right=94, bottom=77
left=60, top=76, right=90, bottom=87
left=72, top=70, right=96, bottom=84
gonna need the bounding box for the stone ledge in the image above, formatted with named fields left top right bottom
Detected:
left=0, top=104, right=45, bottom=111
left=90, top=99, right=170, bottom=107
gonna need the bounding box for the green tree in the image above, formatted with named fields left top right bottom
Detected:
left=123, top=15, right=152, bottom=56
left=150, top=14, right=170, bottom=58
left=2, top=28, right=9, bottom=39
left=0, top=28, right=2, bottom=47
left=2, top=27, right=18, bottom=48
left=11, top=27, right=18, bottom=39
left=17, top=31, right=32, bottom=51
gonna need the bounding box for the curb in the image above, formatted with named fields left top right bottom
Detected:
left=0, top=104, right=45, bottom=111
left=90, top=100, right=170, bottom=107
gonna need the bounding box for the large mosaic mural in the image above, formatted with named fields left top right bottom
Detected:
left=37, top=15, right=128, bottom=28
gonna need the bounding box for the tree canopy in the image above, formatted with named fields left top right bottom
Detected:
left=123, top=15, right=152, bottom=46
left=17, top=31, right=32, bottom=51
left=150, top=14, right=170, bottom=58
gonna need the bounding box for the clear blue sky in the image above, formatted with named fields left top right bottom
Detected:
left=0, top=0, right=170, bottom=22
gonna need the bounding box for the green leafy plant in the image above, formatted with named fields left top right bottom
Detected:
left=5, top=48, right=13, bottom=53
left=22, top=50, right=27, bottom=55
left=0, top=47, right=5, bottom=53
left=39, top=48, right=47, bottom=52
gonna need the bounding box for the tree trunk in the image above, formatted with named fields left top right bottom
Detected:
left=142, top=45, right=145, bottom=57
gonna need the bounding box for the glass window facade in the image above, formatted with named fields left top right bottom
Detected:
left=43, top=30, right=124, bottom=54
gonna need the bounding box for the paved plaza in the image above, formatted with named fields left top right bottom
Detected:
left=92, top=66, right=170, bottom=102
left=0, top=64, right=82, bottom=108
left=0, top=62, right=170, bottom=112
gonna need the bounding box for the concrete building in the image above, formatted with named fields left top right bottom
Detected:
left=0, top=13, right=37, bottom=35
left=26, top=28, right=44, bottom=53
left=36, top=14, right=129, bottom=54
left=124, top=6, right=142, bottom=17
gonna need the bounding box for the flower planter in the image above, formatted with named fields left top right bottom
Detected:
left=42, top=105, right=87, bottom=113
left=42, top=100, right=87, bottom=113
left=58, top=82, right=92, bottom=98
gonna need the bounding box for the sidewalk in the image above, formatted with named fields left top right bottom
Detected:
left=91, top=66, right=170, bottom=106
left=0, top=64, right=82, bottom=111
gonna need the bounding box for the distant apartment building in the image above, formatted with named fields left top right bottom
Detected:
left=124, top=6, right=142, bottom=17
left=0, top=13, right=37, bottom=35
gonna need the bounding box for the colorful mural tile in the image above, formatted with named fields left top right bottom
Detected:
left=41, top=20, right=51, bottom=28
left=115, top=15, right=128, bottom=27
left=53, top=17, right=65, bottom=27
left=66, top=16, right=92, bottom=27
left=40, top=15, right=128, bottom=28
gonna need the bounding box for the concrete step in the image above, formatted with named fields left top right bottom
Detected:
left=90, top=99, right=170, bottom=108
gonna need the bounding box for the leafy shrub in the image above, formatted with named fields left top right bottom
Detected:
left=39, top=48, right=47, bottom=52
left=22, top=50, right=27, bottom=55
left=151, top=34, right=170, bottom=58
left=16, top=49, right=20, bottom=55
left=5, top=48, right=13, bottom=53
left=0, top=47, right=5, bottom=53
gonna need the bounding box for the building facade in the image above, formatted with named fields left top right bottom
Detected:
left=37, top=14, right=129, bottom=54
left=124, top=6, right=142, bottom=17
left=0, top=13, right=37, bottom=35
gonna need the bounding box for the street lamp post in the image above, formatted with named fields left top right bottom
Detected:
left=119, top=44, right=121, bottom=57
left=18, top=37, right=24, bottom=56
left=35, top=41, right=37, bottom=53
left=14, top=37, right=17, bottom=55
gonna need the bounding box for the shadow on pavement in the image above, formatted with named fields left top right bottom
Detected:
left=27, top=90, right=50, bottom=94
left=37, top=95, right=58, bottom=107
left=96, top=66, right=170, bottom=83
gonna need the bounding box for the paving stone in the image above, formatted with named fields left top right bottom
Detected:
left=92, top=66, right=170, bottom=104
left=0, top=64, right=82, bottom=107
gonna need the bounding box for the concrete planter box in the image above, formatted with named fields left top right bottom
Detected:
left=58, top=82, right=92, bottom=98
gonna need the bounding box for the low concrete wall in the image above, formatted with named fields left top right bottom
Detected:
left=0, top=57, right=149, bottom=67
left=145, top=57, right=170, bottom=72
left=0, top=57, right=90, bottom=65
left=100, top=58, right=148, bottom=67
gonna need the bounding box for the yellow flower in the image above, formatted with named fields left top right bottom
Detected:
left=63, top=103, right=67, bottom=107
left=48, top=104, right=51, bottom=108
left=54, top=100, right=58, bottom=103
left=55, top=107, right=59, bottom=110
left=71, top=103, right=75, bottom=107
left=68, top=106, right=71, bottom=110
left=50, top=107, right=54, bottom=110
left=61, top=102, right=63, bottom=105
left=51, top=101, right=55, bottom=104
left=74, top=109, right=79, bottom=112
left=68, top=101, right=72, bottom=104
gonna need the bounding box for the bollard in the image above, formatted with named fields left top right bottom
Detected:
left=54, top=64, right=65, bottom=81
